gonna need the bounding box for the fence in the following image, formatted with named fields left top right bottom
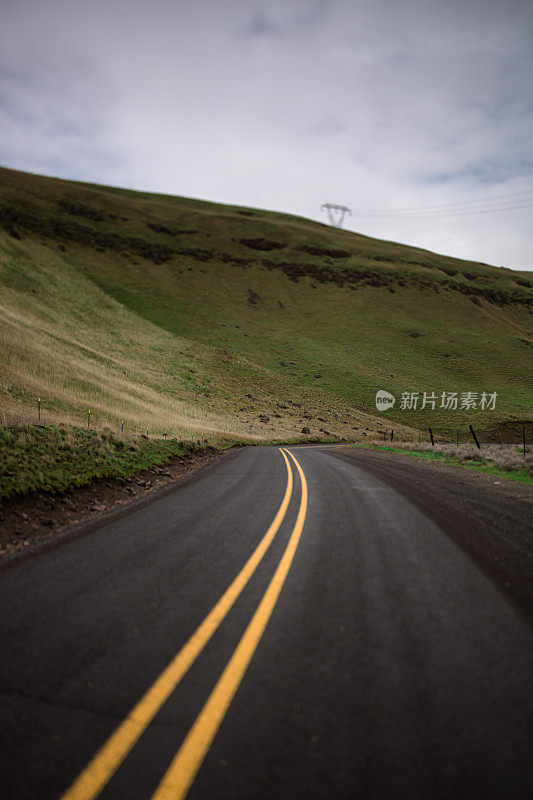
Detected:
left=379, top=424, right=529, bottom=456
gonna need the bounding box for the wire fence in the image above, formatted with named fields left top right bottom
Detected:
left=2, top=397, right=531, bottom=455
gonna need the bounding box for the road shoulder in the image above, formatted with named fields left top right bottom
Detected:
left=326, top=445, right=533, bottom=625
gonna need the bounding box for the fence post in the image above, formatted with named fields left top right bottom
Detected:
left=469, top=424, right=481, bottom=449
left=121, top=420, right=124, bottom=435
left=38, top=397, right=41, bottom=424
left=390, top=430, right=394, bottom=442
left=429, top=427, right=434, bottom=447
left=88, top=409, right=91, bottom=429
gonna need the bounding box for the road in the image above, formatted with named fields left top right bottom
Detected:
left=1, top=445, right=532, bottom=800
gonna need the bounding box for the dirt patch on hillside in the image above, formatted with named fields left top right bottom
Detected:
left=145, top=222, right=198, bottom=236
left=296, top=244, right=351, bottom=258
left=0, top=446, right=225, bottom=563
left=240, top=237, right=287, bottom=251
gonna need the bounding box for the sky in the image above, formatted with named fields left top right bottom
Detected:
left=1, top=0, right=532, bottom=269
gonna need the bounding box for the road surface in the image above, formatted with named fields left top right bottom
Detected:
left=1, top=445, right=532, bottom=800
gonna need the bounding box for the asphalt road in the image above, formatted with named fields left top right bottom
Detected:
left=1, top=445, right=532, bottom=800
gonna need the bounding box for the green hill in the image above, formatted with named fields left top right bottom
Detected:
left=0, top=166, right=531, bottom=443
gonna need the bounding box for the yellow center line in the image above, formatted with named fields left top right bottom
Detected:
left=60, top=448, right=293, bottom=800
left=149, top=447, right=308, bottom=800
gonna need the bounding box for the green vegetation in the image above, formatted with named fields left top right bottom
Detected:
left=0, top=165, right=531, bottom=444
left=362, top=443, right=533, bottom=484
left=0, top=425, right=210, bottom=501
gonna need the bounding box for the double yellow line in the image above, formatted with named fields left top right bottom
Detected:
left=61, top=447, right=308, bottom=800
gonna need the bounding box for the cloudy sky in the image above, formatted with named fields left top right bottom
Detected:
left=1, top=0, right=532, bottom=269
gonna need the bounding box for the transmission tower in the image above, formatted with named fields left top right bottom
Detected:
left=321, top=203, right=351, bottom=228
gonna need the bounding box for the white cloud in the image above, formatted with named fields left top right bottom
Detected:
left=0, top=0, right=532, bottom=268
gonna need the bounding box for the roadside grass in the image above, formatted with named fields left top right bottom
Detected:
left=0, top=165, right=531, bottom=444
left=360, top=442, right=533, bottom=484
left=0, top=425, right=212, bottom=502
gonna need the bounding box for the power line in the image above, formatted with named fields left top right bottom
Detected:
left=356, top=199, right=533, bottom=220
left=355, top=189, right=533, bottom=218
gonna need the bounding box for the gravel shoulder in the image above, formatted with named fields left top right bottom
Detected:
left=327, top=445, right=533, bottom=625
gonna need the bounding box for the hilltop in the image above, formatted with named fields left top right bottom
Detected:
left=0, top=166, right=531, bottom=443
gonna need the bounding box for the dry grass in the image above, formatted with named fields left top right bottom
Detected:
left=0, top=241, right=289, bottom=440
left=395, top=441, right=532, bottom=475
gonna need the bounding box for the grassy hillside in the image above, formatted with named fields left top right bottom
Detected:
left=0, top=166, right=531, bottom=443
